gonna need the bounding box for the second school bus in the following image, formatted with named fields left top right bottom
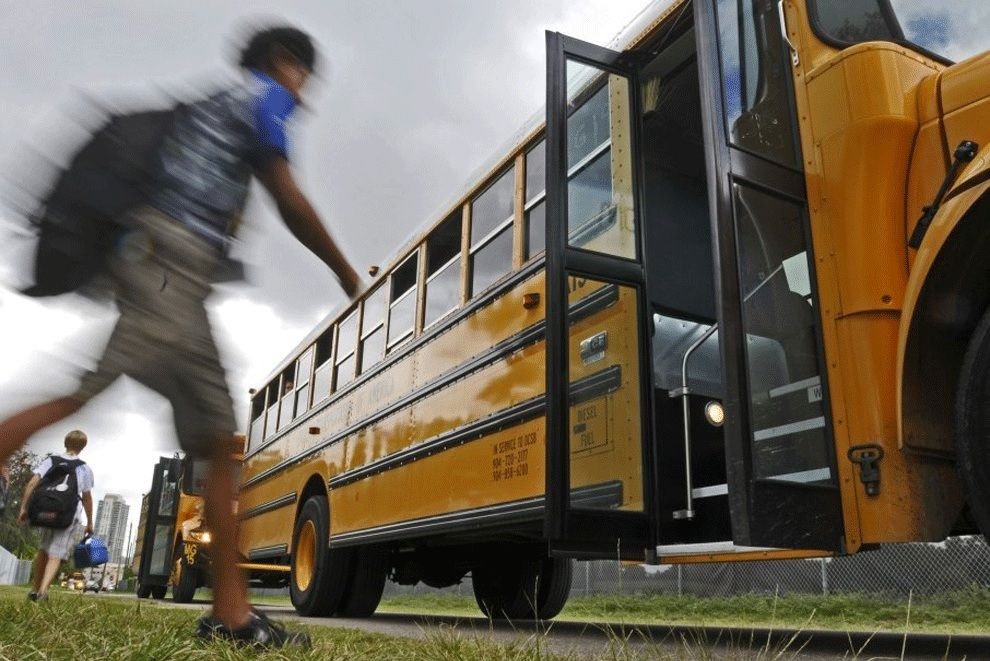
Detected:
left=237, top=0, right=990, bottom=619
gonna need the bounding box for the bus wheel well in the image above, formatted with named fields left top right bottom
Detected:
left=902, top=192, right=990, bottom=451
left=295, top=475, right=329, bottom=528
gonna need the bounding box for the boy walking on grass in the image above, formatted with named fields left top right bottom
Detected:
left=0, top=25, right=361, bottom=648
left=19, top=430, right=94, bottom=602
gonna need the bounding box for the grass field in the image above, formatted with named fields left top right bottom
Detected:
left=4, top=585, right=989, bottom=660
left=376, top=587, right=990, bottom=634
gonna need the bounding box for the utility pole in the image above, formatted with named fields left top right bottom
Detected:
left=123, top=522, right=133, bottom=588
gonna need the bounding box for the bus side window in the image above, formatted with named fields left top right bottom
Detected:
left=424, top=210, right=462, bottom=328
left=336, top=311, right=358, bottom=390
left=313, top=328, right=334, bottom=403
left=277, top=366, right=295, bottom=431
left=264, top=382, right=279, bottom=439
left=470, top=166, right=515, bottom=297
left=525, top=138, right=546, bottom=259
left=249, top=390, right=266, bottom=450
left=294, top=346, right=314, bottom=419
left=388, top=253, right=418, bottom=350
left=471, top=166, right=515, bottom=296
left=360, top=286, right=387, bottom=374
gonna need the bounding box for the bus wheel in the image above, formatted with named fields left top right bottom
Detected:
left=337, top=545, right=388, bottom=617
left=535, top=556, right=572, bottom=620
left=290, top=495, right=351, bottom=616
left=473, top=550, right=572, bottom=620
left=171, top=545, right=198, bottom=603
left=150, top=585, right=167, bottom=600
left=957, top=306, right=990, bottom=541
left=136, top=583, right=151, bottom=599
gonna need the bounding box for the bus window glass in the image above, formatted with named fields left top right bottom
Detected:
left=278, top=367, right=294, bottom=430
left=183, top=457, right=208, bottom=496
left=526, top=139, right=546, bottom=259
left=425, top=258, right=460, bottom=327
left=388, top=254, right=419, bottom=348
left=425, top=211, right=463, bottom=327
left=360, top=286, right=387, bottom=373
left=249, top=391, right=266, bottom=450
left=264, top=382, right=279, bottom=439
left=294, top=347, right=314, bottom=417
left=472, top=227, right=514, bottom=295
left=733, top=184, right=833, bottom=485
left=716, top=0, right=799, bottom=168
left=471, top=167, right=515, bottom=244
left=527, top=201, right=546, bottom=258
left=809, top=0, right=900, bottom=45
left=336, top=311, right=358, bottom=388
left=565, top=63, right=637, bottom=259
left=312, top=329, right=333, bottom=402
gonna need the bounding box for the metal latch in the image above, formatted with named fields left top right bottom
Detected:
left=848, top=444, right=885, bottom=497
left=579, top=332, right=607, bottom=364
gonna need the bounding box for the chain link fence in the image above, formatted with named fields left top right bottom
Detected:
left=383, top=536, right=990, bottom=599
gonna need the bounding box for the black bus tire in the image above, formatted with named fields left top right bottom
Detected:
left=535, top=556, right=572, bottom=620
left=957, top=305, right=990, bottom=541
left=473, top=551, right=540, bottom=620
left=336, top=545, right=388, bottom=618
left=290, top=495, right=351, bottom=616
left=172, top=545, right=198, bottom=603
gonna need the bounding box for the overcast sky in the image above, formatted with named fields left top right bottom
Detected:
left=0, top=0, right=987, bottom=550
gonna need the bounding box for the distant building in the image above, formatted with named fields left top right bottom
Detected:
left=94, top=494, right=130, bottom=565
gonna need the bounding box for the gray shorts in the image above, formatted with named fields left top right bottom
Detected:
left=38, top=522, right=84, bottom=561
left=72, top=207, right=237, bottom=457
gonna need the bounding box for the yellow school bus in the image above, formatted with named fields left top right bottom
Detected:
left=133, top=455, right=212, bottom=602
left=238, top=0, right=990, bottom=619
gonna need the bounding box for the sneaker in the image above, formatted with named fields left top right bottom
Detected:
left=27, top=592, right=48, bottom=602
left=196, top=610, right=311, bottom=649
left=27, top=592, right=37, bottom=602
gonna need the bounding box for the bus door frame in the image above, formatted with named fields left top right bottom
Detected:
left=544, top=31, right=657, bottom=560
left=136, top=456, right=182, bottom=589
left=693, top=0, right=843, bottom=551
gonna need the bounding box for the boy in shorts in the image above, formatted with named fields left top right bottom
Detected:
left=19, top=430, right=95, bottom=602
left=0, top=25, right=360, bottom=648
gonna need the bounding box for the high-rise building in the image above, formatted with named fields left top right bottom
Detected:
left=94, top=494, right=130, bottom=564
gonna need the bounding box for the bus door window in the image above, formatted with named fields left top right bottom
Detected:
left=264, top=382, right=279, bottom=439
left=336, top=311, right=358, bottom=390
left=734, top=185, right=832, bottom=484
left=470, top=166, right=515, bottom=296
left=718, top=0, right=799, bottom=169
left=277, top=366, right=295, bottom=431
left=525, top=138, right=547, bottom=259
left=294, top=346, right=314, bottom=419
left=564, top=66, right=636, bottom=259
left=249, top=390, right=266, bottom=451
left=312, top=328, right=334, bottom=404
left=424, top=210, right=463, bottom=328
left=360, top=286, right=387, bottom=374
left=388, top=253, right=419, bottom=350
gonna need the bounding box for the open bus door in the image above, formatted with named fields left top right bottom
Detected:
left=546, top=0, right=845, bottom=561
left=135, top=456, right=182, bottom=598
left=544, top=31, right=655, bottom=560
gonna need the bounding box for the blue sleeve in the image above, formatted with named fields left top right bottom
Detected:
left=253, top=83, right=296, bottom=163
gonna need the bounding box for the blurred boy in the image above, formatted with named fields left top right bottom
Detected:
left=0, top=25, right=360, bottom=647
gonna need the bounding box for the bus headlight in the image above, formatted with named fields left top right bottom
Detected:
left=704, top=401, right=725, bottom=427
left=189, top=530, right=212, bottom=544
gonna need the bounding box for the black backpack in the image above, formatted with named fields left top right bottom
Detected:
left=28, top=456, right=85, bottom=529
left=20, top=107, right=179, bottom=297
